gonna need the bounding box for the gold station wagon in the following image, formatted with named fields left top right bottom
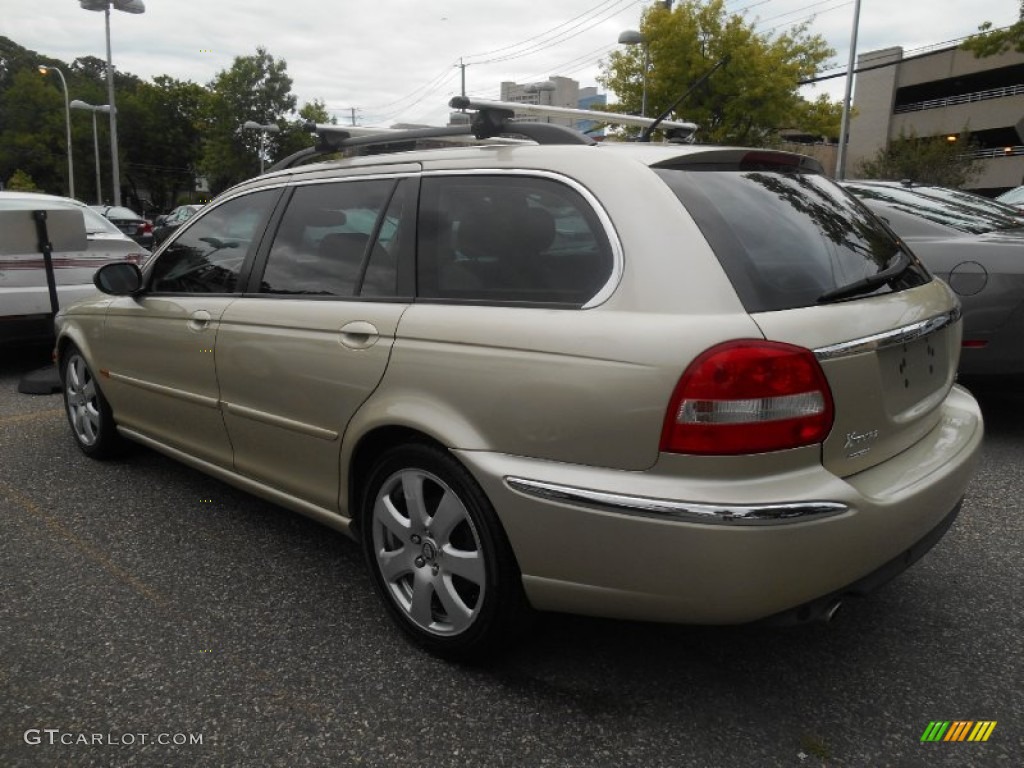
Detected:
left=55, top=101, right=983, bottom=658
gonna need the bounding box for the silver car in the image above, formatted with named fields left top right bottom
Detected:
left=0, top=191, right=149, bottom=344
left=843, top=180, right=1024, bottom=377
left=54, top=132, right=983, bottom=659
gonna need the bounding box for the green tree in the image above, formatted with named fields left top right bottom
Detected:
left=0, top=68, right=68, bottom=195
left=117, top=76, right=208, bottom=212
left=275, top=99, right=336, bottom=165
left=5, top=168, right=41, bottom=191
left=598, top=0, right=840, bottom=144
left=961, top=2, right=1024, bottom=56
left=200, top=47, right=296, bottom=193
left=856, top=130, right=983, bottom=187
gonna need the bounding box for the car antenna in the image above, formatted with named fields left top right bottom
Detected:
left=640, top=54, right=730, bottom=143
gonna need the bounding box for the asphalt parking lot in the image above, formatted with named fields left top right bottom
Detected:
left=1, top=344, right=1021, bottom=768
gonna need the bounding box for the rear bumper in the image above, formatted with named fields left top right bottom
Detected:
left=758, top=498, right=961, bottom=625
left=456, top=385, right=983, bottom=624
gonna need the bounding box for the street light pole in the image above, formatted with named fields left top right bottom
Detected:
left=617, top=30, right=649, bottom=117
left=241, top=121, right=281, bottom=175
left=79, top=1, right=146, bottom=207
left=71, top=100, right=112, bottom=204
left=38, top=65, right=74, bottom=199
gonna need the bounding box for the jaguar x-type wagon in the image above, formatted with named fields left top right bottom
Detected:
left=54, top=118, right=983, bottom=658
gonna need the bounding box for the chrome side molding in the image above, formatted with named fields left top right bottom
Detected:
left=505, top=477, right=848, bottom=526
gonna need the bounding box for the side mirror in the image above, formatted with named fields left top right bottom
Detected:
left=94, top=262, right=143, bottom=295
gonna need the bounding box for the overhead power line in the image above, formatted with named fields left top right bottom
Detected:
left=799, top=24, right=1017, bottom=85
left=463, top=0, right=628, bottom=61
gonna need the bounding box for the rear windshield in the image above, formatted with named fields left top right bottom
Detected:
left=656, top=165, right=930, bottom=312
left=844, top=183, right=1024, bottom=235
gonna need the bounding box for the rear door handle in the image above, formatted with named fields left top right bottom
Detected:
left=188, top=309, right=212, bottom=331
left=340, top=321, right=379, bottom=350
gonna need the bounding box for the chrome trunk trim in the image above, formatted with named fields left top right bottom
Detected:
left=813, top=307, right=961, bottom=361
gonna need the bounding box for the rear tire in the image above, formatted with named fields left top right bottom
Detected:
left=360, top=442, right=531, bottom=661
left=61, top=345, right=123, bottom=459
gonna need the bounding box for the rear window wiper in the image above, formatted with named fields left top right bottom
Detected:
left=817, top=250, right=912, bottom=304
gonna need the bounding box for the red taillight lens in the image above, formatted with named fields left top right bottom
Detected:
left=661, top=340, right=834, bottom=455
left=138, top=221, right=153, bottom=235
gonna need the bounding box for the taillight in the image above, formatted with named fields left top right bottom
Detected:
left=661, top=340, right=834, bottom=455
left=138, top=221, right=153, bottom=235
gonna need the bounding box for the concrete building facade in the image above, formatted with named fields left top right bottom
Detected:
left=847, top=45, right=1024, bottom=194
left=500, top=76, right=583, bottom=128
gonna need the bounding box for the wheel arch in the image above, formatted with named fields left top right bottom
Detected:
left=344, top=425, right=448, bottom=539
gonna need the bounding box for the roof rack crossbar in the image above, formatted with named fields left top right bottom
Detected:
left=449, top=97, right=595, bottom=146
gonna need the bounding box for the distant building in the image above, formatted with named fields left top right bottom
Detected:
left=847, top=45, right=1024, bottom=194
left=500, top=76, right=582, bottom=128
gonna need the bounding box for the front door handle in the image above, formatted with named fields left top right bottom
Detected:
left=188, top=309, right=212, bottom=332
left=340, top=320, right=379, bottom=350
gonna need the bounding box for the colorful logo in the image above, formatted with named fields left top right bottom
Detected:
left=920, top=721, right=996, bottom=742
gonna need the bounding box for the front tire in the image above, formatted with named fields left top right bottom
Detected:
left=360, top=443, right=530, bottom=660
left=62, top=345, right=123, bottom=459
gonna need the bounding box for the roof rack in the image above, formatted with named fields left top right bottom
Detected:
left=450, top=97, right=698, bottom=143
left=267, top=96, right=699, bottom=173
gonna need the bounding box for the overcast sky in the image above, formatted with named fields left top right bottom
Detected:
left=4, top=0, right=1021, bottom=127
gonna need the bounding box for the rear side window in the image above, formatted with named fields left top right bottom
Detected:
left=418, top=175, right=613, bottom=306
left=656, top=165, right=929, bottom=312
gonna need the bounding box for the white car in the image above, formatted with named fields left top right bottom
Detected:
left=0, top=191, right=149, bottom=344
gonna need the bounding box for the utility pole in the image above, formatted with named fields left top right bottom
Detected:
left=350, top=107, right=357, bottom=126
left=458, top=58, right=467, bottom=99
left=835, top=0, right=862, bottom=180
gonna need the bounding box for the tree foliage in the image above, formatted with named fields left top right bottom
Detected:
left=200, top=47, right=297, bottom=194
left=5, top=169, right=40, bottom=191
left=855, top=130, right=983, bottom=188
left=961, top=1, right=1024, bottom=57
left=598, top=0, right=841, bottom=144
left=276, top=99, right=336, bottom=163
left=0, top=36, right=306, bottom=206
left=117, top=77, right=208, bottom=211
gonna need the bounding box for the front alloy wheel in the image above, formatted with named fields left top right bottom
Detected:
left=62, top=346, right=122, bottom=459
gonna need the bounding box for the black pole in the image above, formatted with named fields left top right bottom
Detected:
left=18, top=210, right=63, bottom=395
left=33, top=210, right=61, bottom=318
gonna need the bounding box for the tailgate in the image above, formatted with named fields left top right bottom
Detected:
left=752, top=280, right=962, bottom=478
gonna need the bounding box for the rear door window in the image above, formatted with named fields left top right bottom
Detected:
left=656, top=162, right=930, bottom=312
left=417, top=174, right=613, bottom=306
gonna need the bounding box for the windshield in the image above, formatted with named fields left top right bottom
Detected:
left=656, top=165, right=929, bottom=312
left=844, top=183, right=1024, bottom=235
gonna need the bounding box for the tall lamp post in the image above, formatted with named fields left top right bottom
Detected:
left=241, top=121, right=281, bottom=174
left=78, top=0, right=146, bottom=207
left=617, top=30, right=649, bottom=117
left=70, top=100, right=112, bottom=204
left=37, top=65, right=75, bottom=199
